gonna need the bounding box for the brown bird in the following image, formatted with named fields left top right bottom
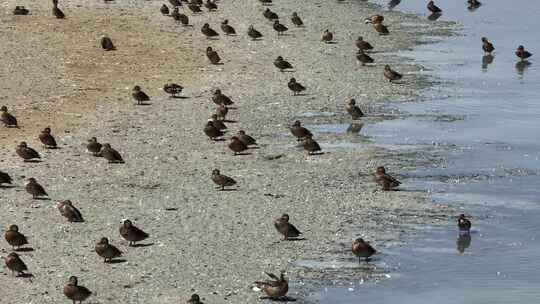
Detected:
left=2, top=252, right=28, bottom=276
left=289, top=120, right=312, bottom=141
left=120, top=219, right=149, bottom=246
left=64, top=276, right=92, bottom=304
left=100, top=143, right=124, bottom=163
left=204, top=0, right=217, bottom=11
left=356, top=49, right=374, bottom=66
left=302, top=135, right=321, bottom=155
left=481, top=37, right=494, bottom=55
left=160, top=4, right=170, bottom=15
left=274, top=56, right=293, bottom=72
left=95, top=237, right=122, bottom=263
left=364, top=15, right=384, bottom=24
left=288, top=78, right=306, bottom=95
left=516, top=45, right=533, bottom=61
left=211, top=169, right=236, bottom=190
left=254, top=272, right=289, bottom=300
left=373, top=22, right=389, bottom=35
left=228, top=136, right=248, bottom=155
left=0, top=106, right=18, bottom=127
left=163, top=83, right=183, bottom=98
left=263, top=8, right=279, bottom=20
left=458, top=214, right=472, bottom=233
left=0, top=170, right=13, bottom=186
left=101, top=36, right=115, bottom=51
left=352, top=238, right=376, bottom=262
left=187, top=294, right=203, bottom=304
left=201, top=23, right=219, bottom=39
left=356, top=36, right=374, bottom=52
left=273, top=20, right=288, bottom=36
left=39, top=127, right=57, bottom=149
left=16, top=142, right=40, bottom=162
left=132, top=85, right=150, bottom=105
left=374, top=166, right=401, bottom=191
left=25, top=178, right=48, bottom=199
left=384, top=65, right=402, bottom=82
left=204, top=121, right=224, bottom=140
left=212, top=89, right=234, bottom=105
left=291, top=12, right=303, bottom=27
left=187, top=2, right=202, bottom=13
left=274, top=214, right=302, bottom=240
left=206, top=47, right=221, bottom=64
left=52, top=0, right=65, bottom=19
left=57, top=200, right=84, bottom=222
left=216, top=103, right=228, bottom=121
left=346, top=98, right=364, bottom=120
left=248, top=25, right=263, bottom=40
left=86, top=137, right=102, bottom=156
left=4, top=225, right=29, bottom=250
left=171, top=7, right=189, bottom=26
left=321, top=29, right=333, bottom=43
left=221, top=20, right=236, bottom=35
left=236, top=130, right=257, bottom=146
left=210, top=114, right=227, bottom=130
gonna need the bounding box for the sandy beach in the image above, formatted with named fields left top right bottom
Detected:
left=1, top=0, right=455, bottom=303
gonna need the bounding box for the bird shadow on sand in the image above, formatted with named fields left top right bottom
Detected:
left=131, top=243, right=154, bottom=248
left=107, top=259, right=127, bottom=264
left=0, top=185, right=16, bottom=189
left=211, top=138, right=227, bottom=142
left=233, top=152, right=252, bottom=156
left=260, top=296, right=297, bottom=302
left=23, top=160, right=42, bottom=163
left=324, top=41, right=338, bottom=45
left=33, top=197, right=51, bottom=201
left=222, top=119, right=237, bottom=123
left=14, top=247, right=34, bottom=252
left=135, top=103, right=152, bottom=106
left=211, top=62, right=225, bottom=66
left=216, top=188, right=238, bottom=192
left=17, top=273, right=34, bottom=279
left=169, top=96, right=190, bottom=99
left=307, top=152, right=325, bottom=156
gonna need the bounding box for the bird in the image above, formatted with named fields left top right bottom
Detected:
left=187, top=294, right=203, bottom=304
left=374, top=166, right=401, bottom=191
left=364, top=15, right=384, bottom=24
left=212, top=89, right=234, bottom=105
left=247, top=25, right=263, bottom=40
left=273, top=20, right=288, bottom=36
left=321, top=29, right=333, bottom=43
left=356, top=49, right=374, bottom=66
left=211, top=169, right=236, bottom=190
left=516, top=45, right=532, bottom=61
left=168, top=0, right=181, bottom=7
left=209, top=114, right=227, bottom=130
left=291, top=12, right=303, bottom=27
left=204, top=121, right=224, bottom=140
left=52, top=0, right=65, bottom=19
left=236, top=130, right=257, bottom=146
left=187, top=2, right=202, bottom=13
left=160, top=4, right=170, bottom=15
left=204, top=0, right=217, bottom=11
left=481, top=37, right=494, bottom=55
left=25, top=178, right=48, bottom=199
left=373, top=22, right=389, bottom=35
left=63, top=276, right=92, bottom=304
left=201, top=23, right=219, bottom=39
left=95, top=237, right=122, bottom=263
left=0, top=170, right=13, bottom=186
left=0, top=106, right=18, bottom=127
left=86, top=137, right=102, bottom=156
left=56, top=200, right=84, bottom=222
left=254, top=272, right=289, bottom=300
left=355, top=36, right=374, bottom=52
left=100, top=143, right=124, bottom=163
left=221, top=20, right=236, bottom=35
left=352, top=238, right=376, bottom=262
left=274, top=214, right=302, bottom=240
left=458, top=214, right=472, bottom=233
left=4, top=225, right=29, bottom=250
left=388, top=0, right=401, bottom=9
left=274, top=56, right=293, bottom=72
left=132, top=85, right=150, bottom=105
left=427, top=1, right=442, bottom=13
left=302, top=135, right=321, bottom=155
left=100, top=36, right=115, bottom=51
left=163, top=83, right=183, bottom=98
left=171, top=8, right=189, bottom=26
left=384, top=65, right=402, bottom=82
left=216, top=103, right=228, bottom=121
left=39, top=127, right=57, bottom=149
left=119, top=219, right=149, bottom=246
left=468, top=0, right=481, bottom=10
left=288, top=78, right=306, bottom=95
left=16, top=142, right=40, bottom=162
left=13, top=6, right=30, bottom=15
left=206, top=47, right=221, bottom=64
left=2, top=252, right=28, bottom=276
left=228, top=136, right=248, bottom=155
left=289, top=120, right=312, bottom=141
left=263, top=8, right=279, bottom=20
left=346, top=98, right=364, bottom=120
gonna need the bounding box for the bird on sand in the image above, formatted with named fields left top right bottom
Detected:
left=204, top=121, right=224, bottom=140
left=13, top=6, right=30, bottom=15
left=273, top=20, right=288, bottom=36
left=4, top=225, right=29, bottom=250
left=274, top=56, right=293, bottom=72
left=302, top=135, right=321, bottom=155
left=384, top=65, right=402, bottom=82
left=1, top=106, right=18, bottom=127
left=2, top=252, right=28, bottom=276
left=346, top=98, right=364, bottom=120
left=221, top=20, right=236, bottom=35
left=206, top=47, right=221, bottom=64
left=171, top=7, right=189, bottom=26
left=101, top=36, right=115, bottom=51
left=211, top=169, right=236, bottom=190
left=212, top=89, right=234, bottom=105
left=64, top=276, right=92, bottom=304
left=352, top=238, right=376, bottom=262
left=321, top=29, right=333, bottom=43
left=16, top=142, right=40, bottom=162
left=86, top=137, right=102, bottom=156
left=0, top=170, right=13, bottom=186
left=291, top=12, right=303, bottom=27
left=254, top=272, right=289, bottom=300
left=187, top=2, right=202, bottom=13
left=168, top=0, right=181, bottom=7
left=248, top=25, right=263, bottom=40
left=236, top=130, right=257, bottom=146
left=228, top=136, right=248, bottom=155
left=120, top=219, right=149, bottom=246
left=289, top=120, right=312, bottom=141
left=204, top=0, right=217, bottom=11
left=516, top=45, right=533, bottom=61
left=57, top=200, right=84, bottom=222
left=481, top=37, right=494, bottom=55
left=132, top=85, right=150, bottom=105
left=160, top=4, right=170, bottom=15
left=25, top=178, right=48, bottom=199
left=163, top=83, right=183, bottom=98
left=187, top=294, right=203, bottom=304
left=100, top=143, right=124, bottom=163
left=355, top=36, right=374, bottom=52
left=356, top=49, right=374, bottom=66
left=458, top=214, right=472, bottom=233
left=374, top=166, right=401, bottom=191
left=39, top=127, right=57, bottom=149
left=274, top=214, right=302, bottom=240
left=288, top=78, right=306, bottom=95
left=263, top=8, right=279, bottom=20
left=52, top=0, right=65, bottom=19
left=95, top=237, right=122, bottom=263
left=201, top=23, right=219, bottom=39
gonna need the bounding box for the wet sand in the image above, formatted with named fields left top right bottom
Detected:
left=1, top=0, right=455, bottom=303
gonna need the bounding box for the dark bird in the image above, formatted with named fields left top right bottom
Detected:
left=274, top=214, right=302, bottom=240
left=211, top=169, right=236, bottom=190
left=384, top=65, right=402, bottom=82
left=221, top=20, right=236, bottom=35
left=206, top=47, right=221, bottom=64
left=356, top=49, right=374, bottom=66
left=16, top=142, right=40, bottom=162
left=346, top=98, right=364, bottom=120
left=132, top=85, right=150, bottom=105
left=388, top=0, right=401, bottom=9
left=119, top=219, right=149, bottom=246
left=212, top=89, right=234, bottom=105
left=95, top=237, right=122, bottom=263
left=291, top=12, right=303, bottom=27
left=481, top=37, right=494, bottom=55
left=0, top=170, right=13, bottom=186
left=254, top=272, right=289, bottom=300
left=163, top=83, right=183, bottom=98
left=288, top=78, right=305, bottom=95
left=247, top=25, right=263, bottom=40
left=187, top=294, right=203, bottom=304
left=216, top=103, right=228, bottom=121
left=171, top=7, right=189, bottom=26
left=352, top=238, right=376, bottom=262
left=374, top=166, right=401, bottom=191
left=321, top=29, right=333, bottom=43
left=204, top=0, right=217, bottom=11
left=100, top=143, right=124, bottom=163
left=1, top=106, right=18, bottom=127
left=458, top=214, right=472, bottom=233
left=427, top=1, right=442, bottom=13
left=168, top=0, right=181, bottom=7
left=64, top=276, right=92, bottom=304
left=201, top=23, right=219, bottom=39
left=302, top=135, right=321, bottom=155
left=4, top=225, right=29, bottom=250
left=13, top=6, right=30, bottom=15
left=355, top=36, right=374, bottom=52
left=457, top=233, right=471, bottom=254
left=274, top=56, right=293, bottom=72
left=25, top=178, right=48, bottom=199
left=56, top=200, right=84, bottom=222
left=516, top=45, right=532, bottom=61
left=228, top=136, right=248, bottom=155
left=364, top=15, right=384, bottom=24
left=187, top=2, right=202, bottom=13
left=289, top=120, right=312, bottom=141
left=101, top=36, right=115, bottom=51
left=263, top=8, right=279, bottom=20
left=373, top=22, right=389, bottom=35
left=39, top=127, right=57, bottom=149
left=236, top=130, right=257, bottom=146
left=210, top=114, right=227, bottom=130
left=161, top=4, right=170, bottom=15
left=273, top=20, right=288, bottom=36
left=2, top=252, right=28, bottom=276
left=204, top=121, right=224, bottom=140
left=52, top=0, right=65, bottom=19
left=87, top=137, right=102, bottom=156
left=468, top=0, right=481, bottom=10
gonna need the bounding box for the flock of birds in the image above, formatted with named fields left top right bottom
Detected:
left=0, top=0, right=533, bottom=303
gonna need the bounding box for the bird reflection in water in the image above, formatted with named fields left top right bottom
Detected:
left=515, top=60, right=532, bottom=76
left=481, top=54, right=494, bottom=70
left=346, top=123, right=364, bottom=135
left=428, top=12, right=442, bottom=21
left=456, top=232, right=472, bottom=254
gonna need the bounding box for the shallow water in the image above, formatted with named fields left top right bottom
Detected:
left=309, top=0, right=540, bottom=303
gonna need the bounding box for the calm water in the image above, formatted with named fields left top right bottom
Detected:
left=310, top=1, right=540, bottom=303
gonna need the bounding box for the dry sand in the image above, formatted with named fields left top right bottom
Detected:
left=0, top=0, right=455, bottom=303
